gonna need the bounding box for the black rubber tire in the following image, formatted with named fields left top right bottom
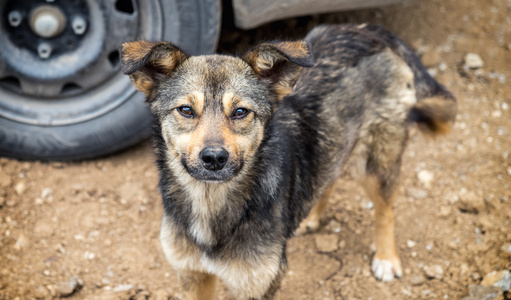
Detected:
left=0, top=0, right=221, bottom=161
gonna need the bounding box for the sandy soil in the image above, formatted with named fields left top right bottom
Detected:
left=1, top=0, right=511, bottom=299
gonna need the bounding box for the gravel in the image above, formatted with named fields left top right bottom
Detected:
left=464, top=53, right=484, bottom=69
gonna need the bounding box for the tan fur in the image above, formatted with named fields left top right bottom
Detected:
left=413, top=96, right=457, bottom=135
left=296, top=183, right=336, bottom=235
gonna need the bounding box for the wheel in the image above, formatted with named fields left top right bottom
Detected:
left=0, top=0, right=221, bottom=161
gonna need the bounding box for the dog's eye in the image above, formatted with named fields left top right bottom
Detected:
left=178, top=106, right=194, bottom=118
left=232, top=108, right=249, bottom=119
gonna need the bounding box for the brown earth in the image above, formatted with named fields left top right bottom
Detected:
left=1, top=0, right=511, bottom=299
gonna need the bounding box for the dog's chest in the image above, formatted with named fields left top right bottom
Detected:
left=182, top=180, right=230, bottom=246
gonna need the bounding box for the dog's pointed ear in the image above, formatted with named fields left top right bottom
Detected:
left=120, top=41, right=188, bottom=99
left=243, top=41, right=314, bottom=101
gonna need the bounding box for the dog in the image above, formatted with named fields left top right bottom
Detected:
left=120, top=24, right=456, bottom=299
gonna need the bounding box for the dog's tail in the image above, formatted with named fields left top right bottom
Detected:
left=366, top=25, right=457, bottom=136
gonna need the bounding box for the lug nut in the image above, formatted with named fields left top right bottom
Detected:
left=38, top=43, right=52, bottom=59
left=72, top=16, right=87, bottom=35
left=8, top=11, right=23, bottom=27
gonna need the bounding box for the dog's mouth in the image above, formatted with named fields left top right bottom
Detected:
left=181, top=157, right=243, bottom=182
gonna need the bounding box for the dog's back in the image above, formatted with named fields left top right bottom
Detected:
left=302, top=24, right=456, bottom=134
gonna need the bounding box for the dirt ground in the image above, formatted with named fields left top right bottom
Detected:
left=1, top=0, right=511, bottom=299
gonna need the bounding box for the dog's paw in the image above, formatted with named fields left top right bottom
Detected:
left=371, top=257, right=402, bottom=282
left=295, top=219, right=320, bottom=236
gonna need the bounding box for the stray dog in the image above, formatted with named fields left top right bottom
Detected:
left=120, top=24, right=456, bottom=299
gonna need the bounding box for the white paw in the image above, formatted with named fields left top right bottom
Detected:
left=371, top=258, right=403, bottom=282
left=295, top=220, right=319, bottom=236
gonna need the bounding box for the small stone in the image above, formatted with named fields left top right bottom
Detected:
left=417, top=170, right=434, bottom=187
left=492, top=110, right=502, bottom=118
left=14, top=182, right=26, bottom=195
left=406, top=188, right=428, bottom=200
left=58, top=277, right=83, bottom=297
left=113, top=284, right=134, bottom=292
left=481, top=270, right=510, bottom=291
left=34, top=285, right=49, bottom=299
left=424, top=264, right=444, bottom=280
left=457, top=192, right=485, bottom=214
left=439, top=206, right=452, bottom=217
left=501, top=243, right=511, bottom=254
left=41, top=188, right=53, bottom=199
left=314, top=234, right=339, bottom=252
left=338, top=240, right=346, bottom=249
left=448, top=241, right=458, bottom=250
left=410, top=274, right=426, bottom=286
left=462, top=284, right=502, bottom=300
left=473, top=272, right=481, bottom=281
left=464, top=53, right=484, bottom=69
left=407, top=240, right=417, bottom=248
left=327, top=220, right=342, bottom=233
left=13, top=234, right=27, bottom=250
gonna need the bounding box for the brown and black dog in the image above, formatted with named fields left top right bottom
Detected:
left=120, top=24, right=456, bottom=299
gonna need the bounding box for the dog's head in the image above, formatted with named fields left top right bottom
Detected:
left=120, top=40, right=313, bottom=182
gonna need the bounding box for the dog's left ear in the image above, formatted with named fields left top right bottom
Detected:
left=243, top=41, right=314, bottom=101
left=120, top=41, right=188, bottom=100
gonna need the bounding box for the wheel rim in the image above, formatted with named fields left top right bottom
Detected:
left=0, top=0, right=162, bottom=126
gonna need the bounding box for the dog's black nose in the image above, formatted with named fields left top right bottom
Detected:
left=199, top=147, right=229, bottom=171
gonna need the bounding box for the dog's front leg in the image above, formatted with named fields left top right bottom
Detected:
left=178, top=270, right=217, bottom=300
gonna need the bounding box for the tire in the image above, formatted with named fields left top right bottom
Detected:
left=0, top=0, right=221, bottom=161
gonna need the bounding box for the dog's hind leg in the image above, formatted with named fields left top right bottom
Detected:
left=178, top=270, right=217, bottom=300
left=362, top=175, right=402, bottom=282
left=295, top=183, right=336, bottom=235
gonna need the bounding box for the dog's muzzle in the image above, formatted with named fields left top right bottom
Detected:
left=181, top=147, right=242, bottom=182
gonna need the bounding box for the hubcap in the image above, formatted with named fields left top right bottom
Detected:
left=29, top=5, right=66, bottom=38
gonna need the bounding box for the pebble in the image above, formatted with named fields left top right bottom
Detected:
left=338, top=240, right=346, bottom=249
left=314, top=234, right=339, bottom=252
left=113, top=284, right=134, bottom=292
left=462, top=284, right=502, bottom=300
left=41, top=188, right=53, bottom=199
left=14, top=182, right=26, bottom=195
left=417, top=170, right=434, bottom=187
left=13, top=234, right=27, bottom=250
left=34, top=285, right=49, bottom=299
left=439, top=206, right=452, bottom=217
left=501, top=243, right=511, bottom=254
left=424, top=264, right=444, bottom=279
left=407, top=240, right=417, bottom=248
left=58, top=277, right=83, bottom=297
left=410, top=274, right=426, bottom=286
left=464, top=53, right=484, bottom=69
left=481, top=270, right=510, bottom=291
left=457, top=191, right=485, bottom=214
left=406, top=188, right=428, bottom=200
